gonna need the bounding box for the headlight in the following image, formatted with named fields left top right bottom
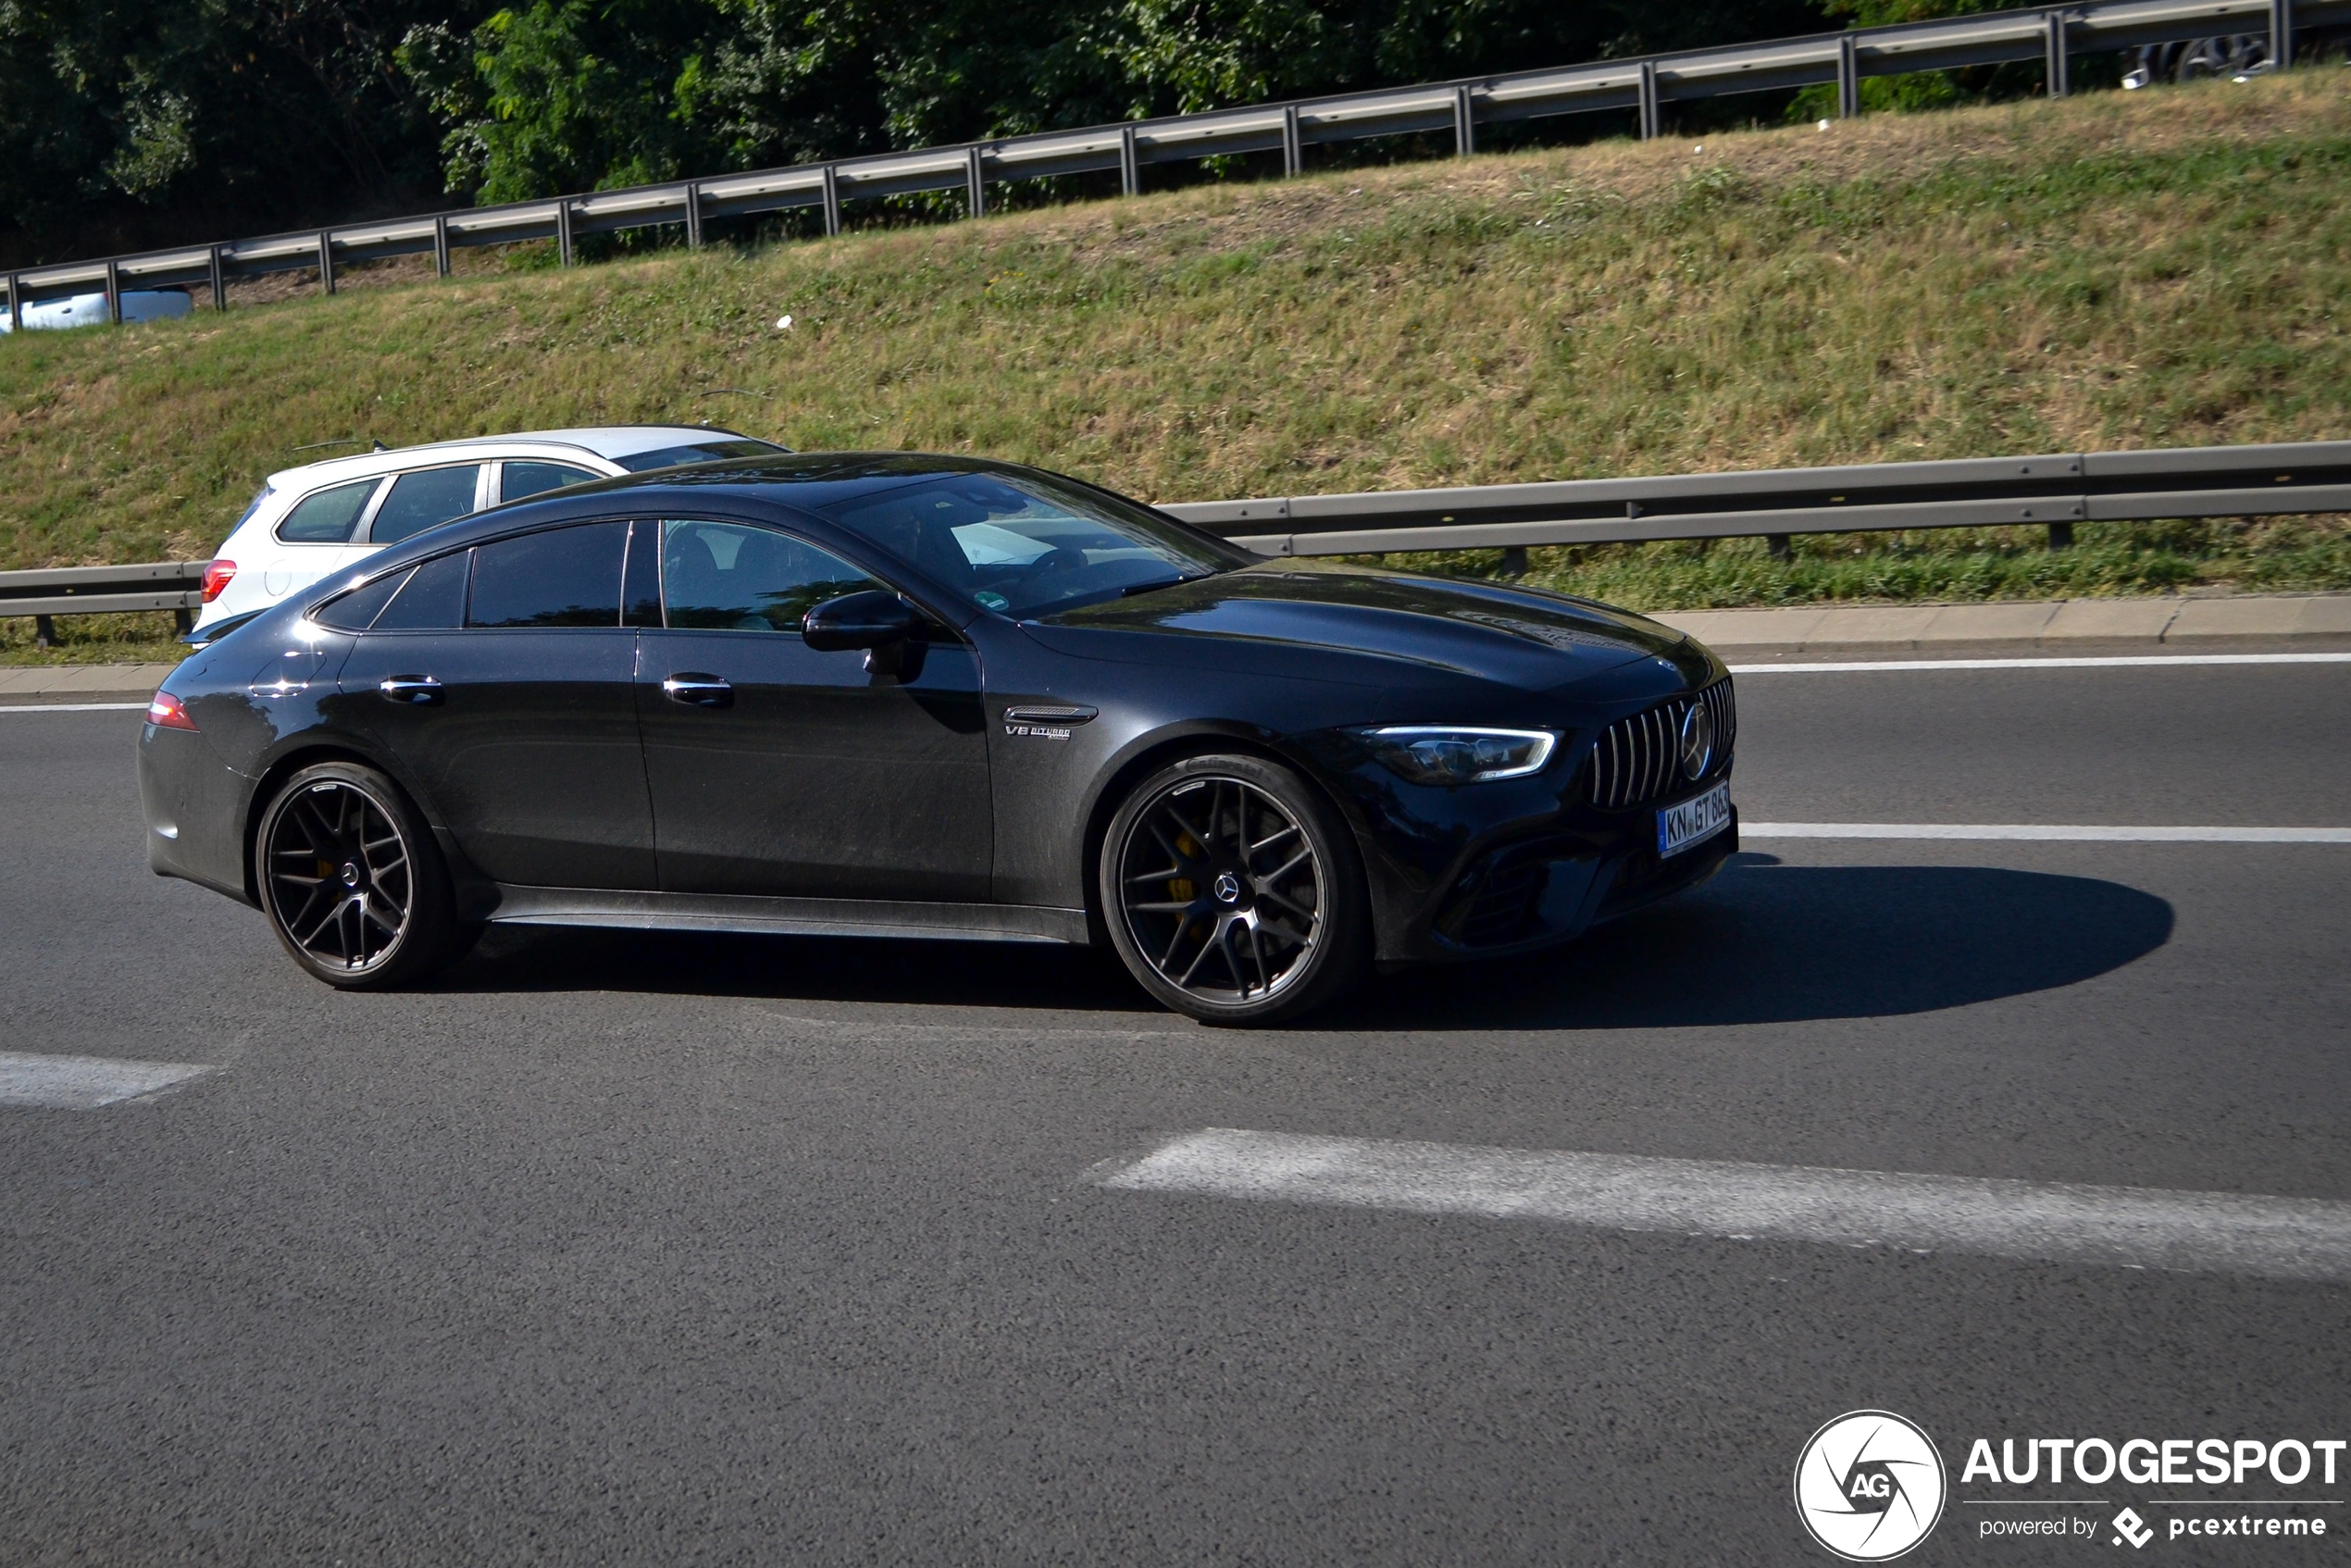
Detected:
left=1355, top=726, right=1557, bottom=785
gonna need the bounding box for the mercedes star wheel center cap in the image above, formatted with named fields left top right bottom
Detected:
left=341, top=862, right=363, bottom=889
left=1213, top=872, right=1243, bottom=904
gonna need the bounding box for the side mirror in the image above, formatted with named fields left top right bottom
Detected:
left=803, top=589, right=917, bottom=675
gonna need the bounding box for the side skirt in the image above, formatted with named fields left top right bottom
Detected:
left=486, top=885, right=1091, bottom=946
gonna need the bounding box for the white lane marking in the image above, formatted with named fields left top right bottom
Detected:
left=0, top=702, right=150, bottom=714
left=1729, top=653, right=2351, bottom=674
left=0, top=1051, right=218, bottom=1109
left=1098, top=1129, right=2351, bottom=1281
left=1743, top=823, right=2351, bottom=842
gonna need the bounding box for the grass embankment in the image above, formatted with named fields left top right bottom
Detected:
left=5, top=68, right=2350, bottom=662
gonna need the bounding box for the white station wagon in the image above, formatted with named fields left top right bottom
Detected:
left=193, top=426, right=789, bottom=634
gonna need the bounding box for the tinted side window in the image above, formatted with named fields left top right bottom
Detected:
left=502, top=462, right=600, bottom=503
left=373, top=551, right=470, bottom=630
left=660, top=520, right=879, bottom=633
left=369, top=466, right=483, bottom=545
left=313, top=568, right=412, bottom=630
left=614, top=439, right=784, bottom=473
left=467, top=522, right=628, bottom=628
left=276, top=479, right=381, bottom=544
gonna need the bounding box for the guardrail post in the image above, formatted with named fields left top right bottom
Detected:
left=33, top=615, right=56, bottom=648
left=2047, top=521, right=2075, bottom=549
left=317, top=230, right=335, bottom=295
left=173, top=607, right=193, bottom=634
left=1637, top=62, right=1661, bottom=140
left=821, top=165, right=842, bottom=236
left=207, top=245, right=226, bottom=310
left=6, top=273, right=19, bottom=333
left=1282, top=106, right=1302, bottom=177
left=2046, top=11, right=2071, bottom=96
left=555, top=199, right=573, bottom=268
left=2270, top=0, right=2295, bottom=67
left=1453, top=84, right=1476, bottom=156
left=1499, top=546, right=1528, bottom=578
left=1119, top=126, right=1140, bottom=196
left=433, top=214, right=451, bottom=276
left=684, top=183, right=704, bottom=247
left=965, top=146, right=987, bottom=218
left=1837, top=35, right=1860, bottom=118
left=1767, top=533, right=1793, bottom=561
left=105, top=258, right=122, bottom=324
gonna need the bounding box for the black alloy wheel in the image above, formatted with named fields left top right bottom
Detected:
left=1101, top=753, right=1368, bottom=1025
left=255, top=761, right=465, bottom=988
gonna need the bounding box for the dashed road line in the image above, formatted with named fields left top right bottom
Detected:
left=0, top=702, right=150, bottom=714
left=1742, top=823, right=2351, bottom=843
left=1096, top=1128, right=2351, bottom=1281
left=0, top=1051, right=218, bottom=1109
left=1729, top=653, right=2351, bottom=674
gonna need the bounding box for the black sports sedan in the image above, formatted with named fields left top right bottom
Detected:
left=138, top=454, right=1737, bottom=1024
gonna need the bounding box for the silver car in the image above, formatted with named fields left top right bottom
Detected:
left=193, top=426, right=789, bottom=634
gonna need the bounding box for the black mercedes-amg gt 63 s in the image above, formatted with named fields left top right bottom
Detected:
left=138, top=454, right=1736, bottom=1024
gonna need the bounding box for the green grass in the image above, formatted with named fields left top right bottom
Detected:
left=4, top=66, right=2349, bottom=665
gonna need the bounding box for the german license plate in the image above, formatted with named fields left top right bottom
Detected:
left=1657, top=781, right=1733, bottom=858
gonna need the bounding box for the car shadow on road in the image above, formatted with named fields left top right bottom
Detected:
left=427, top=854, right=2172, bottom=1027
left=1330, top=853, right=2175, bottom=1032
left=432, top=922, right=1152, bottom=1012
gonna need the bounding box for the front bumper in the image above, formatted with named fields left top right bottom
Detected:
left=1397, top=807, right=1739, bottom=964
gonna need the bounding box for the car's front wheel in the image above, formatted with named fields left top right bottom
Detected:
left=1100, top=753, right=1368, bottom=1025
left=255, top=760, right=466, bottom=989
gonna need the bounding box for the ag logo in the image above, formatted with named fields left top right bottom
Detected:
left=1794, top=1411, right=1947, bottom=1561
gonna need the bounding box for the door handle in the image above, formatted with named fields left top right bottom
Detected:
left=662, top=673, right=733, bottom=708
left=379, top=675, right=443, bottom=706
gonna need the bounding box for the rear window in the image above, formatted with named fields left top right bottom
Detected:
left=374, top=551, right=469, bottom=630
left=275, top=478, right=380, bottom=544
left=369, top=466, right=482, bottom=545
left=611, top=439, right=786, bottom=473
left=466, top=522, right=628, bottom=628
left=312, top=568, right=412, bottom=631
left=502, top=461, right=600, bottom=503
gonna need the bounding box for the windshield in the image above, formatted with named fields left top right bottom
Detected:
left=613, top=438, right=787, bottom=473
left=811, top=469, right=1245, bottom=618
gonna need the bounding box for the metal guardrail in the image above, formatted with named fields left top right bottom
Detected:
left=1163, top=439, right=2351, bottom=554
left=6, top=439, right=2344, bottom=641
left=5, top=0, right=2345, bottom=325
left=0, top=561, right=205, bottom=644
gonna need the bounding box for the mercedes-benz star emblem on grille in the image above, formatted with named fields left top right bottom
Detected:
left=1678, top=702, right=1714, bottom=780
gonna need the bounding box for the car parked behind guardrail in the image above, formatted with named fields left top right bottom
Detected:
left=0, top=289, right=193, bottom=331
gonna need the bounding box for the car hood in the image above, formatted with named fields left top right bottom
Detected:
left=1025, top=560, right=1692, bottom=691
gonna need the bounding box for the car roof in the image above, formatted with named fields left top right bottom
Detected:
left=509, top=451, right=1084, bottom=516
left=260, top=426, right=777, bottom=492
left=345, top=454, right=1061, bottom=560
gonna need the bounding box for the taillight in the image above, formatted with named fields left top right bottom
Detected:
left=201, top=559, right=237, bottom=602
left=145, top=691, right=198, bottom=731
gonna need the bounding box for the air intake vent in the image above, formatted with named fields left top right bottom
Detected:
left=1587, top=678, right=1735, bottom=810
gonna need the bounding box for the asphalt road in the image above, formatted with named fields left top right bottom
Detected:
left=3, top=660, right=2348, bottom=1564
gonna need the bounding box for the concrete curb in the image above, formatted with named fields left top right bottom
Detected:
left=1651, top=592, right=2351, bottom=652
left=1, top=594, right=2346, bottom=696
left=0, top=662, right=180, bottom=700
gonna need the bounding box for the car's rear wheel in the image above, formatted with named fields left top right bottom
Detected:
left=255, top=761, right=463, bottom=989
left=1101, top=753, right=1368, bottom=1025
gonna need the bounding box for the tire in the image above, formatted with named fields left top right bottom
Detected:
left=1099, top=753, right=1370, bottom=1025
left=253, top=760, right=465, bottom=989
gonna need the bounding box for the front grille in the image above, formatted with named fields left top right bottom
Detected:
left=1587, top=678, right=1736, bottom=809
